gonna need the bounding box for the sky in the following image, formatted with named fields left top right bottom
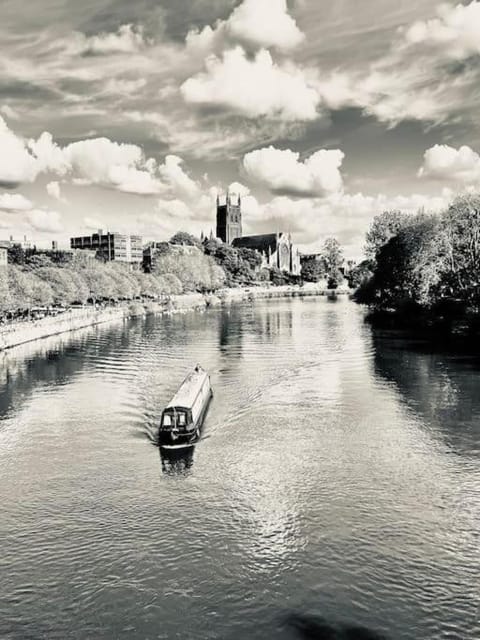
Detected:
left=1, top=0, right=480, bottom=257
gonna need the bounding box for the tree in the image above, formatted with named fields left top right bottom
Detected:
left=82, top=266, right=116, bottom=302
left=25, top=254, right=54, bottom=269
left=365, top=214, right=446, bottom=309
left=301, top=256, right=327, bottom=282
left=323, top=238, right=344, bottom=289
left=7, top=266, right=34, bottom=310
left=35, top=267, right=78, bottom=305
left=347, top=259, right=375, bottom=289
left=160, top=273, right=183, bottom=295
left=169, top=232, right=202, bottom=248
left=0, top=267, right=11, bottom=313
left=7, top=245, right=26, bottom=265
left=439, top=194, right=480, bottom=304
left=29, top=275, right=54, bottom=307
left=365, top=210, right=409, bottom=259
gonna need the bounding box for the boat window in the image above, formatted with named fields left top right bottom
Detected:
left=163, top=414, right=172, bottom=427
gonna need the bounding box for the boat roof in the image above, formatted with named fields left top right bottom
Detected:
left=165, top=367, right=209, bottom=410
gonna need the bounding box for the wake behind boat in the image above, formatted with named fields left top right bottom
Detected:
left=159, top=365, right=213, bottom=449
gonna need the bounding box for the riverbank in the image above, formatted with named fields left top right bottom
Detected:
left=364, top=303, right=480, bottom=350
left=0, top=282, right=345, bottom=351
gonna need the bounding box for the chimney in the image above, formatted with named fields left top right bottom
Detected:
left=9, top=235, right=13, bottom=242
left=52, top=240, right=58, bottom=251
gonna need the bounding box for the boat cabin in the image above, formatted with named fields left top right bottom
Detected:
left=159, top=365, right=212, bottom=448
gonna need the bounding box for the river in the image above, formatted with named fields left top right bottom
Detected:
left=0, top=297, right=479, bottom=640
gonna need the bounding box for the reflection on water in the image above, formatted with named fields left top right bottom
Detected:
left=372, top=329, right=480, bottom=458
left=1, top=298, right=479, bottom=640
left=285, top=612, right=387, bottom=639
left=160, top=447, right=195, bottom=475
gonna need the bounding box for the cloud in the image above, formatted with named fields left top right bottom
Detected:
left=239, top=189, right=453, bottom=253
left=27, top=209, right=63, bottom=233
left=0, top=192, right=33, bottom=212
left=60, top=137, right=162, bottom=194
left=82, top=24, right=147, bottom=55
left=226, top=0, right=304, bottom=51
left=84, top=216, right=105, bottom=231
left=158, top=155, right=200, bottom=198
left=0, top=105, right=19, bottom=120
left=0, top=118, right=203, bottom=196
left=243, top=146, right=344, bottom=196
left=186, top=0, right=304, bottom=54
left=418, top=144, right=480, bottom=184
left=404, top=1, right=480, bottom=58
left=0, top=115, right=40, bottom=187
left=181, top=47, right=320, bottom=121
left=313, top=1, right=480, bottom=126
left=46, top=181, right=64, bottom=201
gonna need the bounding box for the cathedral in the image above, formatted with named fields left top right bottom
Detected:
left=216, top=191, right=301, bottom=276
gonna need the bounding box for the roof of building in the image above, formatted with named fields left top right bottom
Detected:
left=232, top=233, right=282, bottom=254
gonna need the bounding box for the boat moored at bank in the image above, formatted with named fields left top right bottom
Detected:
left=159, top=365, right=213, bottom=449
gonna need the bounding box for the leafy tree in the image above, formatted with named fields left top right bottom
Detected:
left=323, top=238, right=344, bottom=288
left=7, top=245, right=26, bottom=265
left=347, top=259, right=375, bottom=289
left=439, top=194, right=480, bottom=304
left=29, top=275, right=54, bottom=307
left=25, top=254, right=54, bottom=269
left=365, top=214, right=446, bottom=309
left=0, top=267, right=11, bottom=313
left=160, top=273, right=183, bottom=295
left=82, top=266, right=116, bottom=302
left=301, top=256, right=327, bottom=282
left=7, top=266, right=34, bottom=310
left=365, top=210, right=409, bottom=259
left=169, top=232, right=202, bottom=247
left=66, top=269, right=89, bottom=304
left=35, top=267, right=78, bottom=305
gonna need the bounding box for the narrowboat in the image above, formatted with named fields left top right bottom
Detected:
left=159, top=365, right=213, bottom=449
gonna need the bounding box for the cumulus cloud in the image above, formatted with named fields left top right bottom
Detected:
left=404, top=1, right=480, bottom=58
left=181, top=47, right=320, bottom=122
left=418, top=144, right=480, bottom=184
left=226, top=0, right=303, bottom=51
left=243, top=146, right=344, bottom=197
left=158, top=155, right=200, bottom=198
left=60, top=138, right=162, bottom=194
left=27, top=209, right=63, bottom=233
left=0, top=193, right=33, bottom=212
left=186, top=0, right=304, bottom=54
left=0, top=118, right=203, bottom=197
left=242, top=189, right=452, bottom=252
left=0, top=115, right=40, bottom=187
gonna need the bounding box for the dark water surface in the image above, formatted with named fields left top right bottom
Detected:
left=1, top=298, right=479, bottom=640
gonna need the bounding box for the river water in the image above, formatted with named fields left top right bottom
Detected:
left=1, top=297, right=479, bottom=640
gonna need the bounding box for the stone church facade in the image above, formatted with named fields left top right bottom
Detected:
left=216, top=191, right=301, bottom=276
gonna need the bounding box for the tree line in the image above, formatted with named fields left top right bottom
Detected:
left=352, top=193, right=480, bottom=336
left=0, top=229, right=348, bottom=318
left=0, top=239, right=226, bottom=317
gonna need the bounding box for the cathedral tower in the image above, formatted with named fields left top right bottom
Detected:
left=216, top=190, right=242, bottom=244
